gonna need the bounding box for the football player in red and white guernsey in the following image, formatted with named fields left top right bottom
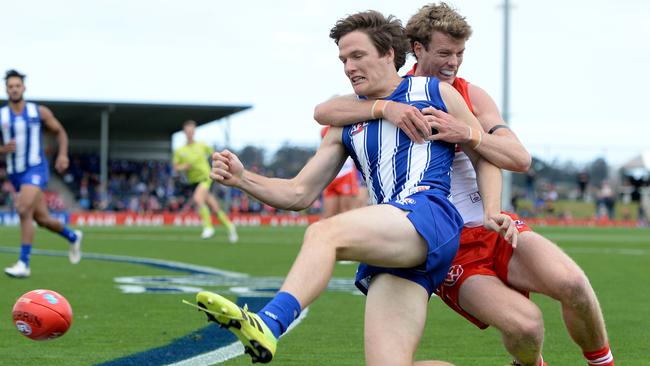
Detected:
left=314, top=3, right=613, bottom=366
left=320, top=126, right=360, bottom=218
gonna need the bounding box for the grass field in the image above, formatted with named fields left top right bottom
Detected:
left=1, top=225, right=649, bottom=365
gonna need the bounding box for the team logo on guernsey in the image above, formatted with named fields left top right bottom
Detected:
left=395, top=197, right=416, bottom=205
left=350, top=122, right=368, bottom=136
left=443, top=265, right=464, bottom=287
left=407, top=186, right=430, bottom=195
left=514, top=219, right=526, bottom=229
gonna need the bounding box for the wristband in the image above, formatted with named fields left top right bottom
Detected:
left=488, top=124, right=510, bottom=134
left=380, top=100, right=390, bottom=119
left=371, top=100, right=380, bottom=119
left=465, top=126, right=473, bottom=143
left=371, top=100, right=388, bottom=120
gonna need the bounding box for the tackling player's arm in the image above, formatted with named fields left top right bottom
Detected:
left=425, top=83, right=531, bottom=172
left=211, top=127, right=347, bottom=211
left=314, top=94, right=431, bottom=144
left=39, top=105, right=69, bottom=173
left=439, top=83, right=518, bottom=245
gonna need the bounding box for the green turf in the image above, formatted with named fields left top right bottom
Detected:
left=1, top=226, right=648, bottom=365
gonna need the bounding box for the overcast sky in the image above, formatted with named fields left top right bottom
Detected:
left=3, top=0, right=649, bottom=166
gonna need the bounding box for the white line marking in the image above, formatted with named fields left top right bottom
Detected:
left=167, top=308, right=309, bottom=366
left=563, top=247, right=648, bottom=255
left=0, top=247, right=246, bottom=277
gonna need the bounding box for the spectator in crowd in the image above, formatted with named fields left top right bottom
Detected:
left=596, top=180, right=616, bottom=220
left=525, top=166, right=536, bottom=200
left=577, top=171, right=590, bottom=201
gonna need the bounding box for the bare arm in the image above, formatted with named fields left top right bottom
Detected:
left=0, top=139, right=16, bottom=154
left=40, top=105, right=69, bottom=173
left=211, top=127, right=347, bottom=211
left=467, top=84, right=530, bottom=172
left=425, top=84, right=531, bottom=172
left=173, top=162, right=190, bottom=172
left=440, top=83, right=518, bottom=245
left=314, top=94, right=431, bottom=143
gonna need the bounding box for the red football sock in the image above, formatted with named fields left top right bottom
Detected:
left=584, top=344, right=614, bottom=366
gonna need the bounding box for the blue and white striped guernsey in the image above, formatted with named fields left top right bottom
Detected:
left=342, top=76, right=455, bottom=204
left=0, top=102, right=45, bottom=175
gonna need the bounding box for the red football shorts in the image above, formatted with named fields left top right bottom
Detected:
left=436, top=212, right=532, bottom=329
left=323, top=171, right=359, bottom=197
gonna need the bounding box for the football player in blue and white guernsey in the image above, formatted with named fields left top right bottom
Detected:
left=191, top=11, right=516, bottom=365
left=2, top=69, right=82, bottom=278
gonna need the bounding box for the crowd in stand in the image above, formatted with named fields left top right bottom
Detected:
left=48, top=154, right=313, bottom=215
left=0, top=154, right=645, bottom=223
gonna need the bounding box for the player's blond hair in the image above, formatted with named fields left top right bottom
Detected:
left=405, top=2, right=472, bottom=52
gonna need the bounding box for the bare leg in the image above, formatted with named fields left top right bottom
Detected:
left=280, top=204, right=428, bottom=308
left=193, top=184, right=208, bottom=207
left=322, top=195, right=341, bottom=218
left=33, top=190, right=64, bottom=233
left=15, top=185, right=41, bottom=244
left=508, top=231, right=609, bottom=353
left=205, top=190, right=222, bottom=213
left=459, top=275, right=544, bottom=366
left=365, top=274, right=428, bottom=366
left=339, top=195, right=356, bottom=212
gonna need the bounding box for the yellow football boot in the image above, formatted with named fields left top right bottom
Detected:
left=186, top=291, right=278, bottom=363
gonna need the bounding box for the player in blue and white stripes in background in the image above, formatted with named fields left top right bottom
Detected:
left=2, top=69, right=82, bottom=278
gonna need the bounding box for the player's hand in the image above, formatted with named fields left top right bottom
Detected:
left=422, top=107, right=472, bottom=144
left=383, top=102, right=430, bottom=144
left=3, top=139, right=16, bottom=153
left=55, top=154, right=69, bottom=173
left=211, top=149, right=244, bottom=187
left=484, top=213, right=518, bottom=248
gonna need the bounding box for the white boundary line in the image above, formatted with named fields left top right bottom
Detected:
left=0, top=247, right=247, bottom=277
left=166, top=308, right=309, bottom=366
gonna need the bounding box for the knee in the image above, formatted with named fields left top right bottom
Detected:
left=304, top=221, right=334, bottom=244
left=15, top=202, right=32, bottom=218
left=303, top=220, right=343, bottom=252
left=554, top=271, right=594, bottom=308
left=503, top=305, right=544, bottom=343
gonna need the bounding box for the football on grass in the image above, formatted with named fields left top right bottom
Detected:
left=12, top=289, right=73, bottom=341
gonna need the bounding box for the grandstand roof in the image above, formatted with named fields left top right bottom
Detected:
left=11, top=99, right=251, bottom=140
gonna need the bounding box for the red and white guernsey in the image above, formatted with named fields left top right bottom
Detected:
left=449, top=77, right=483, bottom=227
left=405, top=65, right=484, bottom=227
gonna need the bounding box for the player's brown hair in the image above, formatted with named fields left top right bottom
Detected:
left=4, top=69, right=25, bottom=85
left=183, top=120, right=197, bottom=127
left=329, top=10, right=410, bottom=71
left=405, top=2, right=472, bottom=53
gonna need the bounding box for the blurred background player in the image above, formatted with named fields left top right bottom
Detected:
left=173, top=119, right=238, bottom=242
left=320, top=125, right=359, bottom=218
left=2, top=69, right=82, bottom=278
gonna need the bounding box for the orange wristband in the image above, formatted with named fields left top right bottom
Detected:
left=371, top=100, right=388, bottom=119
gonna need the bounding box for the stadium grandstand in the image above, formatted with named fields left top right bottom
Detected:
left=0, top=99, right=255, bottom=223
